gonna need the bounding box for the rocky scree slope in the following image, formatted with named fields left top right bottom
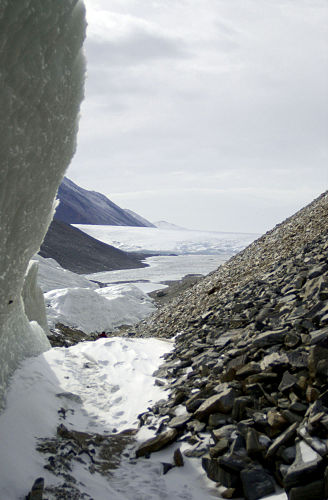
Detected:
left=132, top=191, right=328, bottom=500
left=135, top=192, right=328, bottom=339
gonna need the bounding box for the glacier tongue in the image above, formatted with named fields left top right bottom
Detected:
left=0, top=0, right=86, bottom=405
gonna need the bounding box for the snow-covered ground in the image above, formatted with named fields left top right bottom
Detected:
left=74, top=224, right=258, bottom=256
left=0, top=337, right=287, bottom=500
left=0, top=337, right=220, bottom=500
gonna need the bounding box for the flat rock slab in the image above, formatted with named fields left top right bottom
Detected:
left=252, top=330, right=285, bottom=348
left=194, top=389, right=235, bottom=420
left=136, top=428, right=178, bottom=457
left=266, top=422, right=298, bottom=458
left=169, top=413, right=192, bottom=428
left=283, top=440, right=323, bottom=489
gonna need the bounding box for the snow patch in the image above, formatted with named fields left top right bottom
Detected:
left=34, top=254, right=98, bottom=293
left=45, top=284, right=156, bottom=333
left=299, top=440, right=320, bottom=463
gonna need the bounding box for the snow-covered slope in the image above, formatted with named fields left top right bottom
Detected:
left=0, top=1, right=86, bottom=405
left=0, top=337, right=225, bottom=500
left=45, top=284, right=156, bottom=333
left=35, top=255, right=156, bottom=333
left=55, top=177, right=154, bottom=226
left=34, top=255, right=98, bottom=293
left=76, top=225, right=259, bottom=256
left=153, top=220, right=187, bottom=230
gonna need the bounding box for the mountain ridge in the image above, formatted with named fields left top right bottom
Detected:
left=55, top=177, right=154, bottom=227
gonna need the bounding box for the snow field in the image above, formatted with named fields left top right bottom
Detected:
left=0, top=337, right=220, bottom=500
left=75, top=224, right=258, bottom=256
left=44, top=283, right=156, bottom=333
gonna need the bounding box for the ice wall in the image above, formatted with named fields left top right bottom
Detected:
left=0, top=0, right=86, bottom=405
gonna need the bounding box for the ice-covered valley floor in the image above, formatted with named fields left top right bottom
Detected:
left=74, top=224, right=258, bottom=256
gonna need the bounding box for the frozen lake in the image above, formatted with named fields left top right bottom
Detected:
left=85, top=254, right=228, bottom=293
left=78, top=224, right=258, bottom=293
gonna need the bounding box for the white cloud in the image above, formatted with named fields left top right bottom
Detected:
left=69, top=0, right=328, bottom=233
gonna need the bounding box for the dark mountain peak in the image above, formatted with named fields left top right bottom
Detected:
left=55, top=177, right=154, bottom=227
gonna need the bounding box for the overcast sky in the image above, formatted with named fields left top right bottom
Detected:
left=67, top=0, right=328, bottom=233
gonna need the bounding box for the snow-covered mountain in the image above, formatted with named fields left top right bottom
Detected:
left=55, top=177, right=154, bottom=226
left=153, top=220, right=187, bottom=230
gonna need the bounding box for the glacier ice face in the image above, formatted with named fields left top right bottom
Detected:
left=22, top=261, right=49, bottom=335
left=0, top=0, right=86, bottom=405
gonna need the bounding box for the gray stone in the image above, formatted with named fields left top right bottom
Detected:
left=173, top=448, right=184, bottom=467
left=218, top=453, right=252, bottom=474
left=240, top=466, right=275, bottom=500
left=56, top=392, right=83, bottom=404
left=208, top=413, right=230, bottom=428
left=266, top=423, right=298, bottom=458
left=288, top=479, right=325, bottom=500
left=185, top=394, right=206, bottom=413
left=278, top=371, right=298, bottom=393
left=168, top=413, right=191, bottom=429
left=260, top=352, right=289, bottom=371
left=194, top=389, right=235, bottom=420
left=308, top=345, right=328, bottom=377
left=283, top=440, right=323, bottom=489
left=162, top=462, right=174, bottom=475
left=232, top=396, right=253, bottom=420
left=309, top=327, right=328, bottom=345
left=235, top=363, right=261, bottom=380
left=186, top=419, right=206, bottom=433
left=136, top=428, right=178, bottom=457
left=201, top=454, right=221, bottom=482
left=252, top=330, right=286, bottom=348
left=184, top=442, right=209, bottom=457
left=246, top=428, right=263, bottom=458
left=209, top=439, right=230, bottom=458
left=280, top=445, right=296, bottom=464
left=26, top=478, right=44, bottom=500
left=212, top=425, right=238, bottom=442
left=308, top=264, right=328, bottom=279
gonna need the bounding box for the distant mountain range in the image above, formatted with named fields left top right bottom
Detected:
left=54, top=177, right=155, bottom=227
left=154, top=221, right=187, bottom=231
